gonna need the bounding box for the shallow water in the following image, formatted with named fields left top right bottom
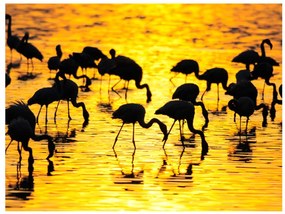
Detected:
left=5, top=4, right=282, bottom=211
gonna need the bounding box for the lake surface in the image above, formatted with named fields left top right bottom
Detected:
left=5, top=4, right=282, bottom=211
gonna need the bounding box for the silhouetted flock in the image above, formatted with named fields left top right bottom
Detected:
left=5, top=14, right=282, bottom=167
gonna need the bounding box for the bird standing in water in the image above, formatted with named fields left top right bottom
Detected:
left=5, top=14, right=21, bottom=62
left=155, top=100, right=208, bottom=157
left=170, top=59, right=199, bottom=84
left=172, top=83, right=209, bottom=129
left=6, top=101, right=55, bottom=160
left=228, top=96, right=255, bottom=135
left=16, top=32, right=43, bottom=76
left=47, top=44, right=62, bottom=79
left=112, top=103, right=168, bottom=149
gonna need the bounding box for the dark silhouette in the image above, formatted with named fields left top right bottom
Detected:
left=225, top=81, right=268, bottom=127
left=235, top=69, right=252, bottom=83
left=72, top=52, right=97, bottom=79
left=259, top=39, right=279, bottom=66
left=170, top=59, right=199, bottom=84
left=232, top=49, right=260, bottom=71
left=270, top=84, right=282, bottom=121
left=16, top=32, right=43, bottom=75
left=196, top=67, right=229, bottom=102
left=99, top=49, right=152, bottom=103
left=172, top=83, right=209, bottom=129
left=47, top=44, right=62, bottom=79
left=228, top=96, right=255, bottom=135
left=112, top=103, right=168, bottom=149
left=56, top=55, right=92, bottom=91
left=155, top=100, right=208, bottom=157
left=28, top=79, right=89, bottom=123
left=5, top=14, right=21, bottom=62
left=5, top=101, right=55, bottom=160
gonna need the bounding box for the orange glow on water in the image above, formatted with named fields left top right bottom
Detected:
left=5, top=4, right=282, bottom=211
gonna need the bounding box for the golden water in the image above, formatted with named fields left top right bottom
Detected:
left=5, top=4, right=282, bottom=211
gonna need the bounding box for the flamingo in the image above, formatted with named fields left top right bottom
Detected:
left=47, top=44, right=62, bottom=79
left=170, top=59, right=199, bottom=84
left=228, top=97, right=255, bottom=135
left=28, top=79, right=89, bottom=123
left=225, top=81, right=268, bottom=127
left=56, top=55, right=92, bottom=91
left=16, top=32, right=43, bottom=74
left=270, top=84, right=282, bottom=121
left=172, top=83, right=209, bottom=129
left=195, top=67, right=229, bottom=102
left=5, top=14, right=21, bottom=62
left=155, top=100, right=209, bottom=156
left=232, top=49, right=260, bottom=71
left=5, top=101, right=55, bottom=160
left=259, top=39, right=279, bottom=66
left=235, top=69, right=252, bottom=83
left=112, top=103, right=168, bottom=149
left=72, top=52, right=97, bottom=79
left=99, top=49, right=152, bottom=103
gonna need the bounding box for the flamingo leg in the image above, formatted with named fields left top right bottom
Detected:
left=111, top=79, right=122, bottom=97
left=5, top=139, right=13, bottom=153
left=163, top=119, right=177, bottom=148
left=239, top=116, right=242, bottom=136
left=245, top=117, right=249, bottom=136
left=132, top=123, right=136, bottom=149
left=262, top=81, right=266, bottom=100
left=67, top=100, right=72, bottom=120
left=113, top=123, right=125, bottom=149
left=36, top=105, right=43, bottom=123
left=169, top=73, right=179, bottom=85
left=178, top=120, right=185, bottom=147
left=125, top=81, right=129, bottom=101
left=45, top=105, right=48, bottom=124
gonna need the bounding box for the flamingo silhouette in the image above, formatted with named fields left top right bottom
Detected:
left=228, top=97, right=255, bottom=135
left=270, top=84, right=282, bottom=121
left=6, top=101, right=55, bottom=160
left=170, top=59, right=199, bottom=84
left=172, top=83, right=209, bottom=129
left=16, top=32, right=43, bottom=74
left=47, top=44, right=62, bottom=79
left=259, top=39, right=279, bottom=66
left=235, top=69, right=252, bottom=83
left=112, top=103, right=168, bottom=149
left=56, top=55, right=92, bottom=91
left=195, top=67, right=229, bottom=102
left=155, top=100, right=209, bottom=156
left=99, top=49, right=152, bottom=103
left=225, top=81, right=268, bottom=127
left=28, top=79, right=90, bottom=123
left=232, top=49, right=259, bottom=71
left=5, top=14, right=21, bottom=62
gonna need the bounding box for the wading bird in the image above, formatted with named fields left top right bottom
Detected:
left=6, top=101, right=55, bottom=160
left=112, top=103, right=168, bottom=149
left=16, top=32, right=43, bottom=74
left=47, top=44, right=62, bottom=79
left=228, top=96, right=255, bottom=135
left=5, top=14, right=21, bottom=62
left=172, top=83, right=209, bottom=129
left=155, top=100, right=208, bottom=156
left=99, top=49, right=152, bottom=103
left=170, top=59, right=199, bottom=84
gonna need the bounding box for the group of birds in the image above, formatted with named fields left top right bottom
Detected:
left=5, top=13, right=282, bottom=167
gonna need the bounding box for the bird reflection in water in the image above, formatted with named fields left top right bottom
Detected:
left=6, top=157, right=34, bottom=200
left=228, top=135, right=254, bottom=163
left=113, top=148, right=144, bottom=184
left=157, top=148, right=202, bottom=182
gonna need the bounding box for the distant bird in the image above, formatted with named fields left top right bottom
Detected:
left=99, top=49, right=152, bottom=103
left=82, top=46, right=106, bottom=79
left=170, top=59, right=199, bottom=83
left=251, top=62, right=275, bottom=100
left=112, top=103, right=168, bottom=149
left=225, top=81, right=268, bottom=127
left=172, top=83, right=209, bottom=129
left=228, top=97, right=255, bottom=135
left=16, top=32, right=43, bottom=74
left=196, top=67, right=229, bottom=102
left=259, top=39, right=279, bottom=66
left=155, top=100, right=208, bottom=156
left=6, top=101, right=55, bottom=159
left=28, top=79, right=89, bottom=123
left=56, top=55, right=92, bottom=91
left=72, top=52, right=97, bottom=80
left=47, top=44, right=62, bottom=79
left=232, top=49, right=260, bottom=71
left=5, top=14, right=21, bottom=62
